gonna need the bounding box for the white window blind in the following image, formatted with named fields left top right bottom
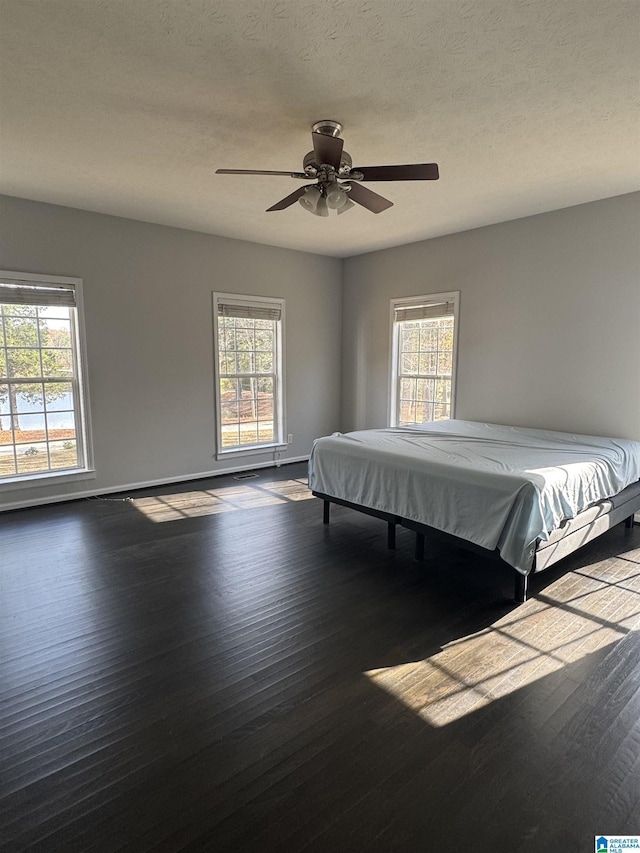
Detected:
left=0, top=279, right=77, bottom=308
left=217, top=301, right=282, bottom=321
left=393, top=301, right=454, bottom=323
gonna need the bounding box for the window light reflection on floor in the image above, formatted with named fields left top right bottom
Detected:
left=366, top=550, right=640, bottom=727
left=132, top=478, right=313, bottom=522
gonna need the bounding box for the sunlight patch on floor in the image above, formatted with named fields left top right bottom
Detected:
left=131, top=478, right=312, bottom=522
left=366, top=554, right=640, bottom=727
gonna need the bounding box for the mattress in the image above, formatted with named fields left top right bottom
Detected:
left=308, top=420, right=640, bottom=573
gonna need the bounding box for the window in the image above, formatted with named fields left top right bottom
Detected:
left=390, top=292, right=459, bottom=427
left=213, top=292, right=285, bottom=455
left=0, top=271, right=92, bottom=482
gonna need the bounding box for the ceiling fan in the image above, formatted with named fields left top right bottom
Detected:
left=216, top=120, right=439, bottom=216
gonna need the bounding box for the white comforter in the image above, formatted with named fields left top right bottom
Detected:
left=308, top=420, right=640, bottom=573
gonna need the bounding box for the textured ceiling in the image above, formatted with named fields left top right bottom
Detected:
left=1, top=0, right=639, bottom=257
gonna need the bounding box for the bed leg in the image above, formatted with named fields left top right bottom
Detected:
left=514, top=573, right=529, bottom=604
left=625, top=514, right=635, bottom=529
left=323, top=500, right=330, bottom=525
left=387, top=522, right=396, bottom=550
left=415, top=533, right=425, bottom=562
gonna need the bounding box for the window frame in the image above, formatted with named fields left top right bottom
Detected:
left=388, top=291, right=460, bottom=428
left=212, top=291, right=286, bottom=459
left=0, top=270, right=94, bottom=489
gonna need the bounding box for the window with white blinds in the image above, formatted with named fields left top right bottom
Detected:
left=0, top=271, right=92, bottom=481
left=213, top=293, right=285, bottom=455
left=389, top=292, right=459, bottom=427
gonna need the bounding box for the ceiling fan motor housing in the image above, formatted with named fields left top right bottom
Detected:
left=303, top=149, right=352, bottom=177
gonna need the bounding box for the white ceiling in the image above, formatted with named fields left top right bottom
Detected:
left=1, top=0, right=639, bottom=258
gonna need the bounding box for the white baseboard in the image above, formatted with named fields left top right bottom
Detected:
left=1, top=455, right=310, bottom=512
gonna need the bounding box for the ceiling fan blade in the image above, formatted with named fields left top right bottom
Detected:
left=216, top=169, right=308, bottom=178
left=346, top=182, right=394, bottom=213
left=266, top=186, right=309, bottom=211
left=312, top=132, right=344, bottom=169
left=350, top=163, right=439, bottom=181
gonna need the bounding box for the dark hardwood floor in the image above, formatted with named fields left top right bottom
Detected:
left=2, top=462, right=640, bottom=852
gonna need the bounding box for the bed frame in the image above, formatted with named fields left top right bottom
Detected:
left=313, top=480, right=640, bottom=603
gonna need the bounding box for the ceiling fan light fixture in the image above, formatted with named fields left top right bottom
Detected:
left=325, top=182, right=349, bottom=210
left=298, top=185, right=329, bottom=217
left=337, top=198, right=355, bottom=215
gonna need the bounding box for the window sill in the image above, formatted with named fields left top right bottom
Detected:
left=216, top=443, right=287, bottom=461
left=0, top=468, right=96, bottom=492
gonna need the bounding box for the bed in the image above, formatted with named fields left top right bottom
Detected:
left=308, top=420, right=640, bottom=602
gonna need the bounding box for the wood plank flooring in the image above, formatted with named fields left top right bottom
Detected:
left=1, top=462, right=640, bottom=852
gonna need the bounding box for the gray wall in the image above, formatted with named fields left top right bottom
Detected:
left=0, top=195, right=342, bottom=509
left=2, top=191, right=639, bottom=510
left=342, top=192, right=640, bottom=440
